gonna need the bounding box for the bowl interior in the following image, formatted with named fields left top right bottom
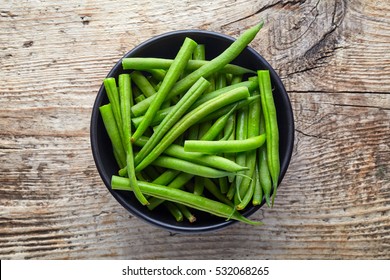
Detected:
left=90, top=30, right=294, bottom=233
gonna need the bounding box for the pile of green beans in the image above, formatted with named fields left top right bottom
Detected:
left=100, top=22, right=281, bottom=225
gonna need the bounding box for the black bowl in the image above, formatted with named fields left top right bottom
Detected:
left=90, top=29, right=294, bottom=233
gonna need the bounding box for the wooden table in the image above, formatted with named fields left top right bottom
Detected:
left=1, top=0, right=389, bottom=260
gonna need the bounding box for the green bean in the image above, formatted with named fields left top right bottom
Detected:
left=147, top=69, right=166, bottom=81
left=219, top=177, right=229, bottom=194
left=224, top=75, right=242, bottom=183
left=134, top=77, right=209, bottom=166
left=258, top=70, right=280, bottom=205
left=230, top=75, right=243, bottom=85
left=248, top=90, right=261, bottom=139
left=188, top=44, right=206, bottom=80
left=147, top=173, right=194, bottom=210
left=188, top=40, right=204, bottom=164
left=99, top=104, right=126, bottom=168
left=184, top=135, right=266, bottom=154
left=252, top=164, right=263, bottom=206
left=124, top=168, right=181, bottom=211
left=118, top=74, right=131, bottom=152
left=235, top=90, right=260, bottom=206
left=131, top=37, right=198, bottom=141
left=187, top=124, right=199, bottom=140
left=193, top=176, right=204, bottom=196
left=197, top=95, right=259, bottom=125
left=223, top=102, right=236, bottom=143
left=257, top=97, right=271, bottom=207
left=175, top=203, right=196, bottom=223
left=247, top=91, right=261, bottom=140
left=235, top=91, right=260, bottom=204
left=200, top=105, right=236, bottom=141
left=206, top=74, right=216, bottom=94
left=236, top=165, right=256, bottom=210
left=111, top=176, right=262, bottom=225
left=226, top=181, right=236, bottom=201
left=226, top=73, right=233, bottom=84
left=130, top=22, right=264, bottom=117
left=193, top=44, right=205, bottom=60
left=131, top=106, right=169, bottom=128
left=130, top=71, right=156, bottom=98
left=195, top=44, right=214, bottom=140
left=134, top=93, right=146, bottom=104
left=190, top=79, right=258, bottom=110
left=152, top=169, right=180, bottom=185
left=103, top=78, right=124, bottom=147
left=220, top=124, right=234, bottom=141
left=197, top=118, right=212, bottom=139
left=132, top=84, right=143, bottom=99
left=122, top=58, right=256, bottom=75
left=216, top=73, right=227, bottom=89
left=203, top=178, right=233, bottom=206
left=147, top=76, right=161, bottom=91
left=151, top=156, right=235, bottom=178
left=236, top=167, right=255, bottom=210
left=259, top=145, right=272, bottom=207
left=164, top=202, right=183, bottom=222
left=234, top=106, right=248, bottom=202
left=135, top=86, right=250, bottom=172
left=119, top=74, right=149, bottom=206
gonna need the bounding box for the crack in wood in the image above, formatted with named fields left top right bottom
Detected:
left=295, top=128, right=332, bottom=140
left=286, top=64, right=323, bottom=77
left=0, top=10, right=18, bottom=18
left=331, top=103, right=390, bottom=111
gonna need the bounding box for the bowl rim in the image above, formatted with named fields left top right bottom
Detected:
left=90, top=29, right=294, bottom=233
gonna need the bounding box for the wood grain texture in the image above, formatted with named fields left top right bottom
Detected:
left=1, top=0, right=389, bottom=259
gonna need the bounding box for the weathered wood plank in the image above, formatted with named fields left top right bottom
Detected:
left=1, top=0, right=389, bottom=260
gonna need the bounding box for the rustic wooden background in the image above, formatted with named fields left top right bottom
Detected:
left=1, top=0, right=389, bottom=259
